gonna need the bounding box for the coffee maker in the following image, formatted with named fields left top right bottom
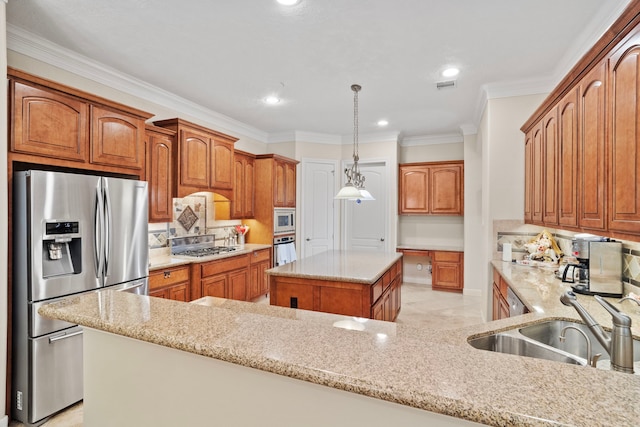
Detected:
left=562, top=235, right=623, bottom=297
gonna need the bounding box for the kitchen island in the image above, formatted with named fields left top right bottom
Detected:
left=39, top=263, right=640, bottom=426
left=267, top=250, right=403, bottom=321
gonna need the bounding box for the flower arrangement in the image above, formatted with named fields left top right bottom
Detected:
left=524, top=230, right=562, bottom=263
left=235, top=225, right=249, bottom=236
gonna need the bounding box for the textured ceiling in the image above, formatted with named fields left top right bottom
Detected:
left=5, top=0, right=632, bottom=140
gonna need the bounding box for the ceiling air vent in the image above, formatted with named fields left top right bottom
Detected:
left=436, top=80, right=457, bottom=90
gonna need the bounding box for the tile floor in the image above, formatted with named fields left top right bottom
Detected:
left=8, top=282, right=486, bottom=427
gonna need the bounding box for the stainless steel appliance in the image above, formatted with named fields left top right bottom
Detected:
left=561, top=236, right=623, bottom=298
left=12, top=170, right=149, bottom=426
left=274, top=234, right=296, bottom=266
left=274, top=208, right=295, bottom=235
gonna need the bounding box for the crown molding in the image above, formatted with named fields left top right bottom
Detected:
left=459, top=124, right=477, bottom=136
left=400, top=133, right=463, bottom=147
left=349, top=131, right=401, bottom=145
left=268, top=131, right=342, bottom=145
left=6, top=24, right=270, bottom=142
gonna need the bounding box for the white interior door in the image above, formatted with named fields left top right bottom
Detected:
left=301, top=159, right=337, bottom=258
left=344, top=161, right=387, bottom=252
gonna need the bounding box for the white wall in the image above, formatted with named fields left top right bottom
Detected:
left=462, top=132, right=483, bottom=297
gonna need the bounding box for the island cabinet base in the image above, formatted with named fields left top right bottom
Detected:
left=83, top=328, right=481, bottom=427
left=269, top=259, right=403, bottom=321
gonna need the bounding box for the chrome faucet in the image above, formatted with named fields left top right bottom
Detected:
left=559, top=325, right=601, bottom=368
left=560, top=291, right=634, bottom=374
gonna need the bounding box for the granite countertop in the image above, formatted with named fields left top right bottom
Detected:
left=266, top=250, right=403, bottom=284
left=149, top=243, right=272, bottom=271
left=39, top=259, right=640, bottom=427
left=396, top=243, right=465, bottom=252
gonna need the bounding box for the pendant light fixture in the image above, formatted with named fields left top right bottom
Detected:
left=335, top=84, right=375, bottom=201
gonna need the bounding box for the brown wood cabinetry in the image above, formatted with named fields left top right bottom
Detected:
left=492, top=269, right=509, bottom=321
left=522, top=4, right=640, bottom=240
left=153, top=118, right=238, bottom=199
left=431, top=251, right=464, bottom=292
left=145, top=125, right=175, bottom=223
left=270, top=259, right=403, bottom=321
left=608, top=29, right=640, bottom=235
left=149, top=265, right=191, bottom=302
left=249, top=248, right=271, bottom=300
left=9, top=68, right=151, bottom=176
left=232, top=151, right=255, bottom=219
left=274, top=159, right=297, bottom=207
left=399, top=161, right=464, bottom=215
left=193, top=254, right=250, bottom=301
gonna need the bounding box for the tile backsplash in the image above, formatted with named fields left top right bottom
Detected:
left=494, top=220, right=640, bottom=291
left=148, top=192, right=244, bottom=256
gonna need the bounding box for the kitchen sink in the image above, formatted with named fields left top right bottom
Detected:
left=468, top=333, right=583, bottom=365
left=519, top=320, right=640, bottom=363
left=468, top=319, right=640, bottom=372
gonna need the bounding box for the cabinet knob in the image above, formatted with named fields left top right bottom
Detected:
left=164, top=271, right=171, bottom=278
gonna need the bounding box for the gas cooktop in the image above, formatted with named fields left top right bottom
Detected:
left=173, top=246, right=237, bottom=258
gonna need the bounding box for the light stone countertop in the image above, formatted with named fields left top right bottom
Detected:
left=149, top=243, right=272, bottom=271
left=39, top=258, right=640, bottom=427
left=396, top=243, right=465, bottom=252
left=266, top=250, right=403, bottom=284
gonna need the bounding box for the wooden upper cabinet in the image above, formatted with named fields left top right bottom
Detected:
left=8, top=69, right=152, bottom=176
left=524, top=130, right=533, bottom=223
left=557, top=89, right=579, bottom=229
left=146, top=125, right=175, bottom=223
left=578, top=61, right=607, bottom=231
left=273, top=158, right=297, bottom=207
left=11, top=81, right=89, bottom=162
left=232, top=151, right=255, bottom=218
left=399, top=161, right=463, bottom=215
left=91, top=105, right=145, bottom=170
left=430, top=163, right=463, bottom=215
left=608, top=30, right=640, bottom=236
left=399, top=165, right=429, bottom=214
left=542, top=107, right=558, bottom=225
left=153, top=118, right=238, bottom=199
left=531, top=123, right=544, bottom=224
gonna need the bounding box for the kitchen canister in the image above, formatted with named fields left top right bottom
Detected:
left=502, top=243, right=512, bottom=261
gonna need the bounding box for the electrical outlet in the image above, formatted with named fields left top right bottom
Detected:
left=290, top=297, right=298, bottom=308
left=16, top=390, right=22, bottom=411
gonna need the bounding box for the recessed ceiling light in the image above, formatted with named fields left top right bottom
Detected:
left=442, top=67, right=460, bottom=78
left=377, top=120, right=389, bottom=127
left=277, top=0, right=299, bottom=5
left=264, top=96, right=280, bottom=105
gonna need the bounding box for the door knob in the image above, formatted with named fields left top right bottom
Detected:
left=380, top=238, right=385, bottom=242
left=306, top=238, right=310, bottom=241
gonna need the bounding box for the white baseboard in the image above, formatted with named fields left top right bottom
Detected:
left=463, top=288, right=481, bottom=297
left=0, top=414, right=9, bottom=427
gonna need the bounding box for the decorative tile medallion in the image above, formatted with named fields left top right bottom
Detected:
left=177, top=205, right=198, bottom=231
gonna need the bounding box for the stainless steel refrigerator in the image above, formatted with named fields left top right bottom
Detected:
left=12, top=170, right=149, bottom=426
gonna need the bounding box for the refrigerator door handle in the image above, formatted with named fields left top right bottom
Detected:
left=95, top=181, right=105, bottom=278
left=103, top=178, right=112, bottom=277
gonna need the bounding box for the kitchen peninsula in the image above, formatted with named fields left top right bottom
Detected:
left=267, top=250, right=403, bottom=321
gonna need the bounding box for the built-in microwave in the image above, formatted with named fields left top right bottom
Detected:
left=274, top=208, right=295, bottom=235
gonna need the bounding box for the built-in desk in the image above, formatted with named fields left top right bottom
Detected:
left=397, top=246, right=464, bottom=292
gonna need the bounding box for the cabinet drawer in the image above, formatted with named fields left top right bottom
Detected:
left=371, top=277, right=383, bottom=303
left=432, top=251, right=462, bottom=262
left=201, top=255, right=250, bottom=277
left=149, top=266, right=190, bottom=290
left=251, top=249, right=271, bottom=264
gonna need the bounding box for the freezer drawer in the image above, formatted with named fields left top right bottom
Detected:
left=29, top=326, right=83, bottom=424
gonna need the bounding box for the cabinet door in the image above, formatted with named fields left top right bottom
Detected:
left=228, top=269, right=248, bottom=301
left=542, top=107, right=558, bottom=225
left=146, top=130, right=174, bottom=223
left=431, top=251, right=462, bottom=292
left=202, top=275, right=226, bottom=298
left=578, top=61, right=607, bottom=231
left=212, top=139, right=234, bottom=190
left=11, top=81, right=88, bottom=161
left=558, top=90, right=578, bottom=228
left=531, top=123, right=544, bottom=224
left=524, top=130, right=533, bottom=223
left=274, top=160, right=287, bottom=207
left=232, top=155, right=246, bottom=218
left=91, top=105, right=144, bottom=170
left=399, top=165, right=429, bottom=214
left=168, top=283, right=189, bottom=302
left=180, top=129, right=210, bottom=188
left=608, top=33, right=640, bottom=235
left=284, top=161, right=296, bottom=207
left=149, top=288, right=168, bottom=299
left=492, top=284, right=501, bottom=321
left=244, top=158, right=255, bottom=216
left=430, top=164, right=463, bottom=215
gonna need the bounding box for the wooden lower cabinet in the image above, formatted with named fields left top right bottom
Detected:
left=249, top=248, right=271, bottom=300
left=269, top=259, right=403, bottom=321
left=431, top=251, right=463, bottom=292
left=149, top=265, right=191, bottom=302
left=197, top=255, right=250, bottom=301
